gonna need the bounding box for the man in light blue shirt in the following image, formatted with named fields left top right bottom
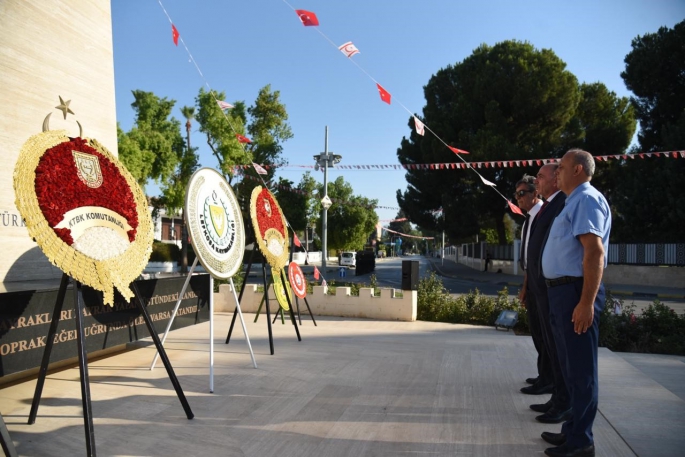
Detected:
left=539, top=149, right=611, bottom=457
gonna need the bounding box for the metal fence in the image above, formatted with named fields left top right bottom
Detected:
left=463, top=243, right=685, bottom=267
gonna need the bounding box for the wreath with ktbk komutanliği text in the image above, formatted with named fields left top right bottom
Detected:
left=13, top=97, right=153, bottom=306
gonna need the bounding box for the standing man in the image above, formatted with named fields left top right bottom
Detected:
left=540, top=149, right=611, bottom=457
left=526, top=164, right=570, bottom=425
left=515, top=175, right=552, bottom=395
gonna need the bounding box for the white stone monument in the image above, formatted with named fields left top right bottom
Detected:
left=0, top=0, right=117, bottom=286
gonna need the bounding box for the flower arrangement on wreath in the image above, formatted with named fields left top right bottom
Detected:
left=13, top=112, right=153, bottom=306
left=249, top=185, right=289, bottom=269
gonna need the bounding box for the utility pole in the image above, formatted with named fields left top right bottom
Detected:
left=313, top=126, right=342, bottom=273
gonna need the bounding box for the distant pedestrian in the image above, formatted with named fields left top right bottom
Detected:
left=483, top=251, right=491, bottom=272
left=540, top=149, right=611, bottom=457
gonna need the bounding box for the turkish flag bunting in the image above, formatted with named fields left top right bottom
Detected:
left=448, top=146, right=470, bottom=154
left=172, top=24, right=179, bottom=46
left=508, top=201, right=524, bottom=216
left=376, top=83, right=391, bottom=104
left=314, top=267, right=320, bottom=280
left=236, top=134, right=252, bottom=144
left=293, top=233, right=301, bottom=247
left=295, top=9, right=319, bottom=26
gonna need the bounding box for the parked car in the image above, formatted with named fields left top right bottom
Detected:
left=339, top=251, right=356, bottom=267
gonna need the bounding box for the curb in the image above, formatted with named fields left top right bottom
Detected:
left=608, top=289, right=685, bottom=300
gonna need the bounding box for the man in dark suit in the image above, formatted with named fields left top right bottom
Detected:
left=526, top=164, right=571, bottom=425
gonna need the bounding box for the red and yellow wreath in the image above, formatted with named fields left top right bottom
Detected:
left=250, top=186, right=289, bottom=268
left=14, top=129, right=153, bottom=306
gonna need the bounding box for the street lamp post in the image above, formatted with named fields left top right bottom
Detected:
left=313, top=126, right=342, bottom=273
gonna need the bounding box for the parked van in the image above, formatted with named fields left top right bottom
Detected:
left=339, top=251, right=356, bottom=267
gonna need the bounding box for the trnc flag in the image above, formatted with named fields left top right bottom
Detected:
left=508, top=200, right=524, bottom=216
left=236, top=134, right=252, bottom=144
left=293, top=233, right=301, bottom=247
left=171, top=24, right=179, bottom=46
left=217, top=100, right=233, bottom=110
left=252, top=162, right=267, bottom=175
left=295, top=9, right=319, bottom=26
left=339, top=41, right=360, bottom=58
left=321, top=278, right=327, bottom=288
left=414, top=117, right=425, bottom=136
left=448, top=146, right=470, bottom=154
left=376, top=83, right=391, bottom=104
left=314, top=266, right=320, bottom=280
left=479, top=174, right=496, bottom=187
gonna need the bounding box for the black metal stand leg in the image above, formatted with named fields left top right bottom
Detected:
left=73, top=282, right=96, bottom=457
left=296, top=297, right=302, bottom=325
left=0, top=413, right=18, bottom=457
left=131, top=283, right=194, bottom=420
left=226, top=248, right=255, bottom=344
left=253, top=294, right=266, bottom=323
left=262, top=262, right=275, bottom=355
left=28, top=273, right=69, bottom=424
left=303, top=297, right=318, bottom=326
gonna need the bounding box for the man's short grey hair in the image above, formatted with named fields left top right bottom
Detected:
left=515, top=174, right=536, bottom=192
left=567, top=149, right=595, bottom=178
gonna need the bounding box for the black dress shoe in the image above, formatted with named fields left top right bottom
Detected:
left=526, top=376, right=538, bottom=385
left=544, top=443, right=595, bottom=457
left=530, top=400, right=553, bottom=413
left=536, top=407, right=572, bottom=424
left=541, top=432, right=566, bottom=446
left=520, top=382, right=553, bottom=395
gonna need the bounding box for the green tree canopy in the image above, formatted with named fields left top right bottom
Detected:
left=397, top=40, right=635, bottom=243
left=612, top=20, right=685, bottom=242
left=117, top=90, right=184, bottom=189
left=314, top=176, right=378, bottom=252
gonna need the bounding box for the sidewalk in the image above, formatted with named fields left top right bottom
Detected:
left=2, top=314, right=684, bottom=456
left=427, top=256, right=685, bottom=300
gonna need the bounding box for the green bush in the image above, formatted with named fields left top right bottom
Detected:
left=149, top=241, right=180, bottom=262
left=416, top=272, right=527, bottom=331
left=600, top=294, right=685, bottom=355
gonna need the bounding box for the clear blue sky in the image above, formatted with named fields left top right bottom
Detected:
left=111, top=0, right=684, bottom=224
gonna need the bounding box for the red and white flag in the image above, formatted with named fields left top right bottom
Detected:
left=252, top=162, right=267, bottom=175
left=314, top=266, right=320, bottom=280
left=171, top=24, right=179, bottom=46
left=217, top=100, right=233, bottom=110
left=479, top=175, right=496, bottom=187
left=414, top=117, right=425, bottom=136
left=236, top=134, right=252, bottom=144
left=293, top=233, right=301, bottom=247
left=376, top=83, right=391, bottom=104
left=449, top=146, right=470, bottom=154
left=295, top=9, right=319, bottom=26
left=338, top=41, right=360, bottom=58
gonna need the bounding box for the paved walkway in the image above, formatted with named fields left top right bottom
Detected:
left=1, top=314, right=684, bottom=456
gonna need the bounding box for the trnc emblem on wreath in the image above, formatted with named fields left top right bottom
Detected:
left=72, top=151, right=103, bottom=188
left=202, top=191, right=235, bottom=252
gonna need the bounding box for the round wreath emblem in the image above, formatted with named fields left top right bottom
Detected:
left=250, top=186, right=289, bottom=268
left=288, top=261, right=307, bottom=299
left=13, top=129, right=153, bottom=306
left=185, top=168, right=245, bottom=279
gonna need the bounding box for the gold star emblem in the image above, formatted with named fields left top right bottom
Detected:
left=55, top=96, right=75, bottom=120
